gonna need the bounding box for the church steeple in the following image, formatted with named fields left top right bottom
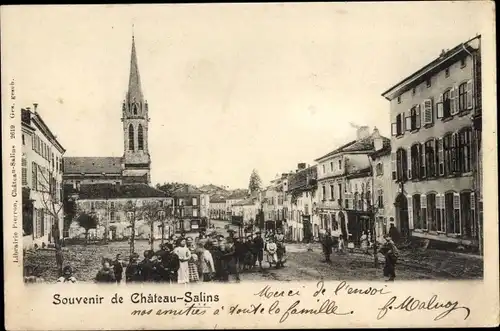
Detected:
left=127, top=33, right=144, bottom=103
left=122, top=31, right=151, bottom=184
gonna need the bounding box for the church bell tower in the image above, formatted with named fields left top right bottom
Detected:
left=121, top=34, right=151, bottom=183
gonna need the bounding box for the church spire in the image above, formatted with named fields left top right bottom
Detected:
left=127, top=31, right=143, bottom=103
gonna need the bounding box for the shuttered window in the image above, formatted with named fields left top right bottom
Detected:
left=407, top=195, right=413, bottom=229
left=421, top=195, right=427, bottom=230
left=427, top=193, right=437, bottom=231
left=22, top=157, right=28, bottom=186
left=466, top=80, right=474, bottom=109
left=422, top=99, right=433, bottom=125
left=412, top=195, right=421, bottom=229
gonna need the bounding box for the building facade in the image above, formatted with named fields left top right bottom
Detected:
left=382, top=36, right=481, bottom=249
left=170, top=185, right=210, bottom=232
left=21, top=105, right=65, bottom=250
left=286, top=164, right=318, bottom=242
left=225, top=191, right=249, bottom=221
left=209, top=195, right=227, bottom=220
left=63, top=35, right=151, bottom=186
left=231, top=197, right=259, bottom=225
left=67, top=183, right=173, bottom=240
left=315, top=127, right=390, bottom=246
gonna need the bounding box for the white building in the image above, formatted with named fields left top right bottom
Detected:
left=21, top=105, right=65, bottom=250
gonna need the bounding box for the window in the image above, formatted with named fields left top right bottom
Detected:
left=128, top=124, right=134, bottom=151
left=22, top=158, right=28, bottom=186
left=412, top=87, right=416, bottom=95
left=436, top=194, right=445, bottom=232
left=406, top=106, right=421, bottom=131
left=445, top=192, right=460, bottom=234
left=322, top=164, right=325, bottom=174
left=110, top=201, right=115, bottom=209
left=138, top=124, right=144, bottom=150
left=458, top=127, right=472, bottom=173
left=445, top=68, right=450, bottom=77
left=133, top=103, right=138, bottom=115
left=458, top=83, right=467, bottom=112
left=32, top=162, right=37, bottom=190
left=443, top=133, right=453, bottom=175
left=427, top=193, right=437, bottom=231
left=32, top=135, right=35, bottom=150
left=437, top=90, right=451, bottom=119
left=412, top=195, right=421, bottom=229
left=330, top=162, right=333, bottom=171
left=460, top=58, right=466, bottom=68
left=90, top=202, right=95, bottom=211
left=436, top=138, right=444, bottom=176
left=110, top=211, right=115, bottom=221
left=353, top=192, right=359, bottom=210
left=424, top=139, right=436, bottom=177
left=193, top=209, right=198, bottom=217
left=322, top=186, right=326, bottom=201
left=397, top=96, right=401, bottom=104
left=192, top=197, right=198, bottom=206
left=338, top=183, right=342, bottom=202
left=395, top=148, right=408, bottom=182
left=22, top=134, right=25, bottom=145
left=409, top=144, right=421, bottom=179
left=376, top=163, right=383, bottom=176
left=460, top=191, right=475, bottom=238
left=421, top=195, right=428, bottom=230
left=422, top=99, right=433, bottom=125
left=330, top=185, right=334, bottom=200
left=338, top=160, right=342, bottom=170
left=377, top=189, right=384, bottom=208
left=426, top=79, right=431, bottom=88
left=391, top=113, right=404, bottom=136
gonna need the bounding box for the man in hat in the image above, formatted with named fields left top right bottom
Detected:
left=252, top=231, right=265, bottom=270
left=233, top=234, right=246, bottom=273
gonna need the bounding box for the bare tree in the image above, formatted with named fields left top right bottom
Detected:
left=35, top=164, right=64, bottom=276
left=135, top=200, right=165, bottom=250
left=124, top=199, right=139, bottom=256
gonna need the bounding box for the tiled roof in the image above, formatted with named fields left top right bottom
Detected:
left=315, top=139, right=363, bottom=161
left=77, top=183, right=167, bottom=200
left=210, top=195, right=227, bottom=203
left=234, top=198, right=257, bottom=206
left=171, top=184, right=203, bottom=196
left=227, top=190, right=249, bottom=200
left=63, top=157, right=122, bottom=174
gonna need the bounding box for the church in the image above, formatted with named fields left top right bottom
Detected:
left=63, top=34, right=152, bottom=187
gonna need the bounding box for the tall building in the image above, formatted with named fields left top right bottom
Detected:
left=63, top=35, right=151, bottom=186
left=21, top=105, right=65, bottom=250
left=381, top=35, right=481, bottom=250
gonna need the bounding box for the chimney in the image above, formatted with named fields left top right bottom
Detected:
left=356, top=126, right=370, bottom=140
left=33, top=103, right=38, bottom=113
left=297, top=163, right=306, bottom=171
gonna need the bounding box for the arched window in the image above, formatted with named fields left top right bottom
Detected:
left=133, top=103, right=138, bottom=115
left=128, top=124, right=134, bottom=151
left=138, top=124, right=144, bottom=150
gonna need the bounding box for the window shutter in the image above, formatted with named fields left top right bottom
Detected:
left=451, top=85, right=459, bottom=115
left=400, top=114, right=406, bottom=132
left=421, top=143, right=426, bottom=178
left=407, top=148, right=412, bottom=180
left=470, top=192, right=475, bottom=210
left=391, top=123, right=397, bottom=136
left=451, top=132, right=458, bottom=173
left=466, top=79, right=473, bottom=109
left=436, top=94, right=444, bottom=119
left=405, top=111, right=412, bottom=131
left=391, top=153, right=396, bottom=180
left=437, top=138, right=444, bottom=176
left=415, top=105, right=421, bottom=129
left=407, top=195, right=413, bottom=229
left=423, top=99, right=433, bottom=124
left=453, top=192, right=461, bottom=231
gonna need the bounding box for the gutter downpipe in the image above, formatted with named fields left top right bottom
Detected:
left=461, top=41, right=482, bottom=256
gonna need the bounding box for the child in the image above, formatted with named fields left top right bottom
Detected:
left=113, top=254, right=126, bottom=284
left=338, top=234, right=345, bottom=254
left=95, top=258, right=116, bottom=283
left=57, top=266, right=77, bottom=283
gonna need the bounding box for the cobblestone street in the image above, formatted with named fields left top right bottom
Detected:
left=24, top=241, right=483, bottom=283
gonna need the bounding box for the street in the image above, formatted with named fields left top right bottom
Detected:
left=24, top=238, right=482, bottom=283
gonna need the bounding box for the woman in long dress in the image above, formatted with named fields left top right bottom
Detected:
left=186, top=237, right=200, bottom=283
left=360, top=231, right=369, bottom=254
left=174, top=239, right=191, bottom=284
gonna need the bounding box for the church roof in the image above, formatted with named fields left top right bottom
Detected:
left=63, top=157, right=122, bottom=174
left=77, top=183, right=167, bottom=200
left=127, top=35, right=143, bottom=103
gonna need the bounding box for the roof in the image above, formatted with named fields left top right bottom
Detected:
left=23, top=108, right=65, bottom=153
left=63, top=157, right=122, bottom=174
left=227, top=190, right=249, bottom=200
left=382, top=36, right=480, bottom=100
left=210, top=195, right=227, bottom=203
left=287, top=165, right=318, bottom=192
left=234, top=198, right=257, bottom=206
left=171, top=184, right=203, bottom=196
left=127, top=35, right=144, bottom=103
left=76, top=183, right=166, bottom=200
left=315, top=138, right=371, bottom=162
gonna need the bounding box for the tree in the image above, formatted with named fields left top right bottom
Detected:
left=75, top=212, right=98, bottom=244
left=135, top=200, right=166, bottom=250
left=248, top=169, right=262, bottom=194
left=35, top=164, right=65, bottom=276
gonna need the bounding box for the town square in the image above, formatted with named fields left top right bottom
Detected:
left=15, top=5, right=484, bottom=285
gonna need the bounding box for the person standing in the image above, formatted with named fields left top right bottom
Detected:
left=252, top=231, right=265, bottom=270
left=125, top=253, right=141, bottom=283
left=139, top=250, right=157, bottom=282
left=174, top=238, right=191, bottom=284
left=95, top=258, right=116, bottom=283
left=321, top=231, right=334, bottom=262
left=360, top=231, right=370, bottom=254
left=112, top=254, right=126, bottom=284
left=186, top=237, right=200, bottom=283
left=200, top=242, right=215, bottom=282
left=380, top=235, right=399, bottom=281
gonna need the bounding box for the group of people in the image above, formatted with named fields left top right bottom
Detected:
left=56, top=228, right=286, bottom=284
left=320, top=228, right=400, bottom=281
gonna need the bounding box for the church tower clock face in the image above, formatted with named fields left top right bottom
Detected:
left=121, top=35, right=151, bottom=184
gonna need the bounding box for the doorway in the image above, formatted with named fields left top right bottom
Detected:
left=395, top=194, right=409, bottom=239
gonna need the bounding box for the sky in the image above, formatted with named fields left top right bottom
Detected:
left=2, top=3, right=491, bottom=189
